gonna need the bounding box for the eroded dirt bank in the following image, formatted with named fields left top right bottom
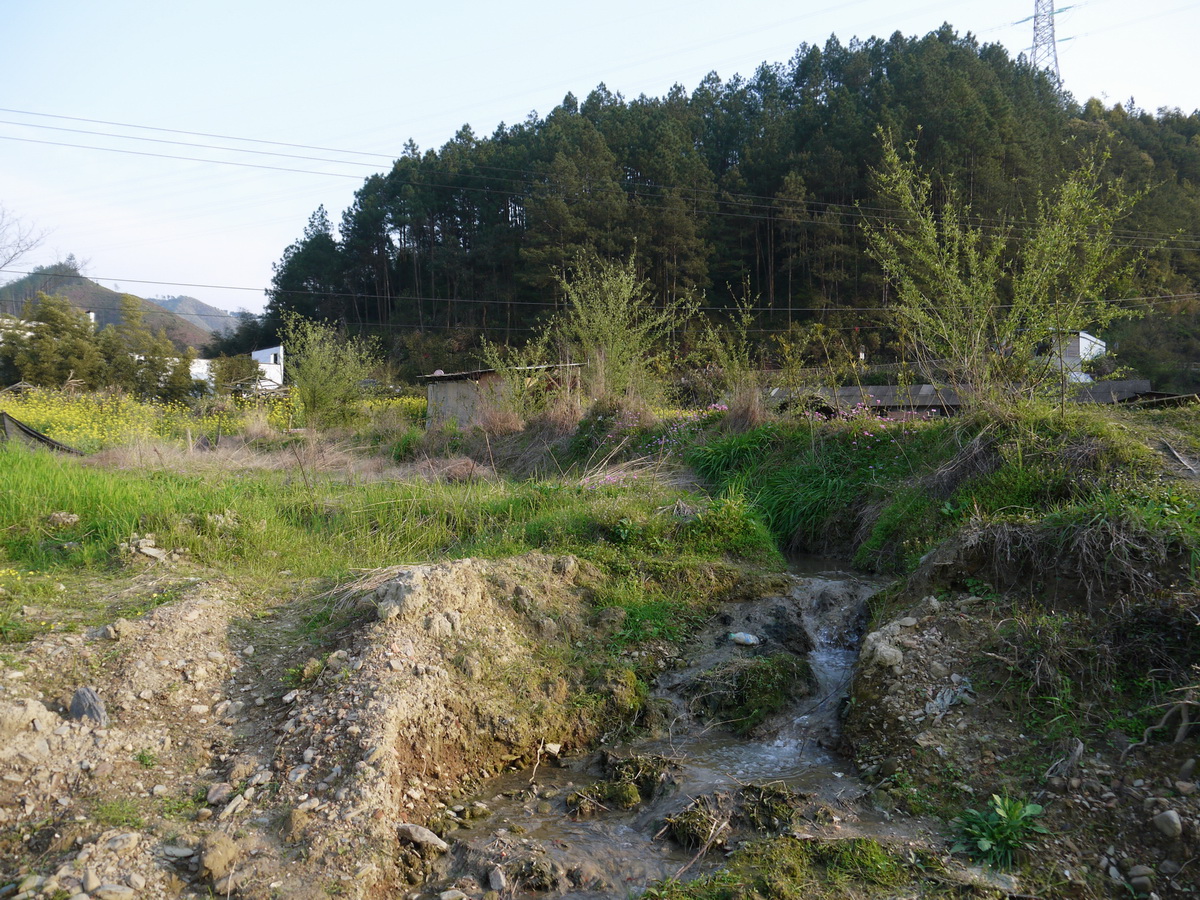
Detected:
left=1, top=554, right=655, bottom=898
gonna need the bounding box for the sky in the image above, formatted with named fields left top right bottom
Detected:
left=2, top=0, right=1198, bottom=320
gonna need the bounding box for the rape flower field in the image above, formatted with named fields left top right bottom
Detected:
left=0, top=390, right=429, bottom=453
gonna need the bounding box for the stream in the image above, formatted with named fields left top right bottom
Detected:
left=427, top=566, right=892, bottom=898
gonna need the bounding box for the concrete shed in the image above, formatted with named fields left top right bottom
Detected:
left=418, top=364, right=581, bottom=428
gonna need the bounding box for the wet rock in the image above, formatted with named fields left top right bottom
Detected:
left=396, top=823, right=448, bottom=853
left=1153, top=809, right=1183, bottom=839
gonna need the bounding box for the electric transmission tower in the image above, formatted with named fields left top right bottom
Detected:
left=1030, top=0, right=1062, bottom=84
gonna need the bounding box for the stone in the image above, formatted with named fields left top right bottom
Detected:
left=439, top=892, right=467, bottom=900
left=728, top=632, right=760, bottom=646
left=1153, top=809, right=1183, bottom=839
left=103, top=832, right=140, bottom=854
left=83, top=869, right=101, bottom=892
left=488, top=866, right=507, bottom=891
left=898, top=617, right=919, bottom=628
left=207, top=783, right=234, bottom=805
left=1130, top=876, right=1153, bottom=894
left=1175, top=781, right=1197, bottom=796
left=1128, top=865, right=1155, bottom=878
left=127, top=872, right=146, bottom=890
left=1160, top=860, right=1181, bottom=875
left=0, top=698, right=55, bottom=739
left=201, top=832, right=239, bottom=881
left=552, top=555, right=578, bottom=579
left=94, top=885, right=136, bottom=899
left=68, top=686, right=109, bottom=729
left=396, top=823, right=449, bottom=853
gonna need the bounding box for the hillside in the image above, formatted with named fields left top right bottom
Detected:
left=153, top=294, right=235, bottom=336
left=0, top=266, right=212, bottom=350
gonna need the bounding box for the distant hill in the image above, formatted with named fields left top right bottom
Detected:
left=0, top=266, right=211, bottom=351
left=152, top=295, right=236, bottom=336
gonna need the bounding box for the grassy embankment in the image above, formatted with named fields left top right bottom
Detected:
left=6, top=390, right=1200, bottom=896
left=0, top=391, right=782, bottom=729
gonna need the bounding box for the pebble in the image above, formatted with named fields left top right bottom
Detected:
left=103, top=832, right=140, bottom=855
left=94, top=886, right=137, bottom=900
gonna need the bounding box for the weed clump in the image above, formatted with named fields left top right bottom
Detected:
left=952, top=794, right=1049, bottom=869
left=689, top=654, right=814, bottom=734
left=665, top=793, right=733, bottom=850
left=566, top=752, right=677, bottom=816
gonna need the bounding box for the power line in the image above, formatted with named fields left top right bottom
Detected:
left=7, top=106, right=1200, bottom=249
left=4, top=266, right=1197, bottom=318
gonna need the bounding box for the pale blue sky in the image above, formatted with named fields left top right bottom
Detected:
left=2, top=0, right=1197, bottom=316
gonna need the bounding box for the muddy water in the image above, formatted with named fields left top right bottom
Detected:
left=431, top=571, right=889, bottom=898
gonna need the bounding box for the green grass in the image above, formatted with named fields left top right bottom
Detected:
left=93, top=797, right=144, bottom=827
left=644, top=836, right=921, bottom=900
left=0, top=442, right=777, bottom=645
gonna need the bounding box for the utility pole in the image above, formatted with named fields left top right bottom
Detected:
left=1031, top=0, right=1061, bottom=85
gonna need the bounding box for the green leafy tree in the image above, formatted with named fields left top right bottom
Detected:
left=2, top=293, right=105, bottom=388
left=558, top=252, right=694, bottom=402
left=98, top=295, right=176, bottom=398
left=208, top=354, right=262, bottom=396
left=863, top=136, right=1143, bottom=404
left=280, top=313, right=380, bottom=429
left=160, top=348, right=200, bottom=402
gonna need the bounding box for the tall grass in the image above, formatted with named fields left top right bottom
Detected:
left=0, top=442, right=776, bottom=584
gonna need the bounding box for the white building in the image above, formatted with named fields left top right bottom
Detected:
left=191, top=345, right=285, bottom=391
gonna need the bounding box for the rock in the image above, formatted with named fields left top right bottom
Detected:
left=103, top=832, right=140, bottom=855
left=898, top=617, right=919, bottom=628
left=207, top=783, right=234, bottom=805
left=593, top=607, right=626, bottom=634
left=1130, top=875, right=1153, bottom=893
left=1128, top=865, right=1155, bottom=878
left=137, top=545, right=168, bottom=560
left=729, top=632, right=760, bottom=646
left=1176, top=781, right=1197, bottom=796
left=201, top=832, right=239, bottom=880
left=488, top=866, right=507, bottom=891
left=127, top=872, right=146, bottom=890
left=396, top=823, right=449, bottom=853
left=83, top=869, right=101, bottom=892
left=1153, top=809, right=1183, bottom=839
left=0, top=698, right=56, bottom=739
left=94, top=884, right=137, bottom=899
left=552, top=555, right=578, bottom=579
left=1160, top=860, right=1181, bottom=875
left=439, top=892, right=467, bottom=900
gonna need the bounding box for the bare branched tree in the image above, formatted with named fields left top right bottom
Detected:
left=0, top=205, right=46, bottom=273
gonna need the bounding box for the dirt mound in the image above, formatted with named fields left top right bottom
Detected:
left=0, top=553, right=621, bottom=898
